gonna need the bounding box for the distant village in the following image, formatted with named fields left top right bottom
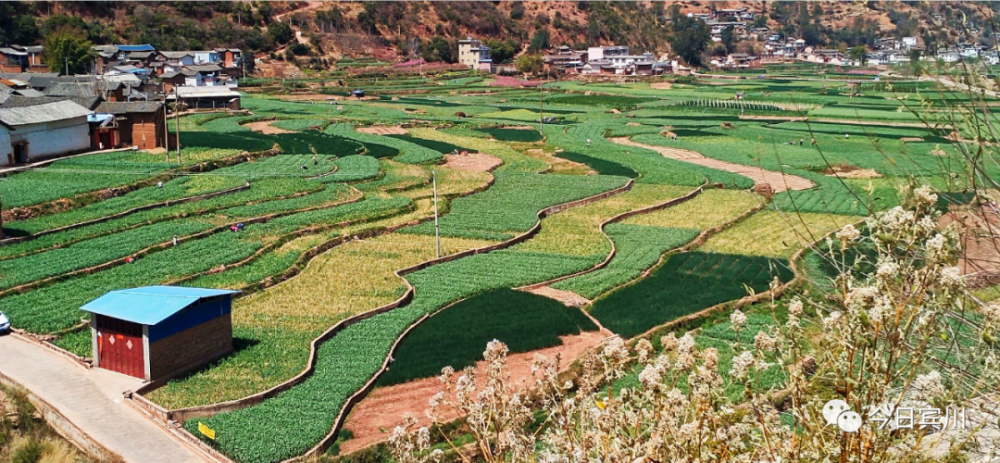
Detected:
left=0, top=44, right=244, bottom=167
left=0, top=5, right=994, bottom=168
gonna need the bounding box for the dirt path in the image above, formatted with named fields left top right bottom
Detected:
left=339, top=330, right=611, bottom=455
left=441, top=153, right=503, bottom=172
left=523, top=286, right=591, bottom=307
left=356, top=126, right=408, bottom=135
left=607, top=137, right=814, bottom=192
left=0, top=335, right=205, bottom=463
left=245, top=120, right=295, bottom=134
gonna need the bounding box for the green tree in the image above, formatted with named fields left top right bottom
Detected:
left=422, top=36, right=454, bottom=63
left=528, top=28, right=550, bottom=53
left=849, top=45, right=868, bottom=65
left=484, top=38, right=519, bottom=64
left=11, top=16, right=39, bottom=45
left=267, top=21, right=293, bottom=44
left=720, top=25, right=736, bottom=54
left=908, top=48, right=924, bottom=75
left=514, top=53, right=543, bottom=74
left=43, top=27, right=95, bottom=75
left=668, top=16, right=711, bottom=67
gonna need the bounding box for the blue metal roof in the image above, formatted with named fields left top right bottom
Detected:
left=80, top=286, right=238, bottom=326
left=116, top=44, right=156, bottom=52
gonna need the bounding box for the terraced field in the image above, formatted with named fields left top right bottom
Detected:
left=0, top=67, right=972, bottom=463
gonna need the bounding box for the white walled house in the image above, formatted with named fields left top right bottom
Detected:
left=0, top=98, right=93, bottom=166
left=0, top=121, right=12, bottom=164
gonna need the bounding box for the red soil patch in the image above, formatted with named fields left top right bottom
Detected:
left=441, top=153, right=502, bottom=172
left=940, top=205, right=1000, bottom=277
left=339, top=330, right=611, bottom=454
left=245, top=120, right=294, bottom=134
left=356, top=126, right=408, bottom=135
left=523, top=286, right=591, bottom=307
left=824, top=164, right=883, bottom=179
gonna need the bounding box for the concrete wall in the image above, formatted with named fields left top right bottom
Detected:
left=7, top=116, right=90, bottom=162
left=147, top=314, right=232, bottom=380
left=0, top=125, right=12, bottom=166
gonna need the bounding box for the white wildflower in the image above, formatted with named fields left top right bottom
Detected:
left=729, top=351, right=755, bottom=379
left=660, top=332, right=678, bottom=352
left=730, top=309, right=748, bottom=333
left=754, top=331, right=777, bottom=352
left=636, top=338, right=654, bottom=364
left=914, top=185, right=938, bottom=206
left=638, top=363, right=664, bottom=390
left=836, top=223, right=861, bottom=242
left=939, top=266, right=963, bottom=288
left=788, top=297, right=803, bottom=316
left=912, top=370, right=947, bottom=399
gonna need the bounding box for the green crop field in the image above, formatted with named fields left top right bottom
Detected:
left=0, top=66, right=978, bottom=463
left=378, top=288, right=597, bottom=385
left=591, top=252, right=794, bottom=338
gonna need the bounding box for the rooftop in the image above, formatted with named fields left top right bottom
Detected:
left=0, top=98, right=92, bottom=126
left=80, top=286, right=239, bottom=326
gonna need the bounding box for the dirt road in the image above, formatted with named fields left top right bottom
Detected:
left=607, top=137, right=814, bottom=192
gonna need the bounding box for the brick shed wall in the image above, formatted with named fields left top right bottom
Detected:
left=147, top=314, right=232, bottom=380
left=130, top=111, right=165, bottom=150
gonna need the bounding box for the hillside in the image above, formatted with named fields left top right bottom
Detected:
left=2, top=1, right=993, bottom=76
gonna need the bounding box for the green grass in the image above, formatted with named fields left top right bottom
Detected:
left=403, top=172, right=628, bottom=240
left=378, top=288, right=597, bottom=385
left=591, top=252, right=794, bottom=338
left=474, top=127, right=544, bottom=143
left=552, top=224, right=699, bottom=299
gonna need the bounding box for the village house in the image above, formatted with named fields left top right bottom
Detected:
left=91, top=101, right=166, bottom=151
left=719, top=53, right=762, bottom=69
left=168, top=85, right=241, bottom=110
left=0, top=96, right=93, bottom=166
left=458, top=38, right=492, bottom=72
left=543, top=46, right=587, bottom=74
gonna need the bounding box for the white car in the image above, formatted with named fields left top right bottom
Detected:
left=0, top=311, right=9, bottom=333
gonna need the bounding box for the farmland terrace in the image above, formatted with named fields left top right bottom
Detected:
left=0, top=68, right=983, bottom=463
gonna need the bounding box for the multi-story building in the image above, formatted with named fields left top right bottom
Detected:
left=458, top=38, right=492, bottom=71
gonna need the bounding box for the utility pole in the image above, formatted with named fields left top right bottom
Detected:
left=433, top=170, right=441, bottom=259
left=163, top=95, right=171, bottom=161
left=538, top=83, right=545, bottom=135
left=174, top=86, right=181, bottom=163
left=64, top=57, right=69, bottom=76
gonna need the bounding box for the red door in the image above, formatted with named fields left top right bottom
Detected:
left=96, top=315, right=145, bottom=379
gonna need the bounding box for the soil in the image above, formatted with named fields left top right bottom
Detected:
left=339, top=330, right=612, bottom=455
left=940, top=205, right=1000, bottom=276
left=271, top=94, right=342, bottom=102
left=356, top=126, right=408, bottom=135
left=900, top=137, right=924, bottom=143
left=649, top=82, right=673, bottom=90
left=525, top=149, right=596, bottom=175
left=608, top=137, right=814, bottom=192
left=245, top=120, right=295, bottom=134
left=440, top=153, right=502, bottom=172
left=523, top=286, right=591, bottom=307
left=824, top=165, right=883, bottom=179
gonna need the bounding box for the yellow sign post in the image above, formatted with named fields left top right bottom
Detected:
left=198, top=422, right=216, bottom=440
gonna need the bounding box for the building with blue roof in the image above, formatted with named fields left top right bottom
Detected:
left=81, top=286, right=238, bottom=381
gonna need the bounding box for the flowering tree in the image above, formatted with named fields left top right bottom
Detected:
left=389, top=186, right=1000, bottom=462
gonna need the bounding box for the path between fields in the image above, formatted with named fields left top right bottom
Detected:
left=0, top=335, right=205, bottom=463
left=339, top=330, right=612, bottom=455
left=441, top=153, right=503, bottom=172
left=607, top=137, right=814, bottom=192
left=245, top=120, right=295, bottom=134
